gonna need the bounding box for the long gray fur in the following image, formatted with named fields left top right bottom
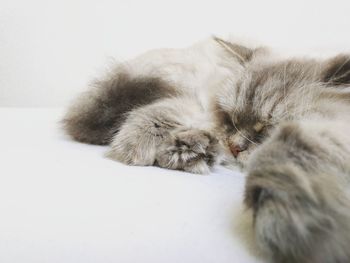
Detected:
left=63, top=37, right=350, bottom=262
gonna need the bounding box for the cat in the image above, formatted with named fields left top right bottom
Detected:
left=63, top=37, right=350, bottom=263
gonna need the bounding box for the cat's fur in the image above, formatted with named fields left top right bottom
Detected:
left=63, top=37, right=350, bottom=262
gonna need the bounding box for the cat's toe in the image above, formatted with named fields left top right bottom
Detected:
left=155, top=129, right=220, bottom=174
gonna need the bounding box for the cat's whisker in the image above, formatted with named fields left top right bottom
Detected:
left=232, top=121, right=258, bottom=146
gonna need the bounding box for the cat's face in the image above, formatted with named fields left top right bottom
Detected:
left=215, top=95, right=274, bottom=166
left=214, top=60, right=318, bottom=166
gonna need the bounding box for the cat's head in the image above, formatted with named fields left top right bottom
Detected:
left=214, top=80, right=274, bottom=165
left=214, top=57, right=322, bottom=166
left=214, top=39, right=350, bottom=167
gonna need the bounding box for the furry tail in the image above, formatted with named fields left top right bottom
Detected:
left=62, top=68, right=177, bottom=145
left=245, top=164, right=350, bottom=263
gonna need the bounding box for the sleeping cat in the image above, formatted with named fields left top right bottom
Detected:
left=63, top=37, right=350, bottom=263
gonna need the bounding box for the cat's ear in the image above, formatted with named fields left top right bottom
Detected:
left=322, top=55, right=350, bottom=86
left=214, top=37, right=254, bottom=65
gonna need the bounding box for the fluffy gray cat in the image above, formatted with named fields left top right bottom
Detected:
left=63, top=37, right=350, bottom=263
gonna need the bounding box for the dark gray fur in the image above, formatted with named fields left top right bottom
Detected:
left=63, top=71, right=178, bottom=145
left=322, top=55, right=350, bottom=86
left=245, top=122, right=350, bottom=263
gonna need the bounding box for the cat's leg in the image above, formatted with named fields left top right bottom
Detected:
left=62, top=37, right=249, bottom=146
left=62, top=68, right=178, bottom=145
left=244, top=119, right=350, bottom=263
left=107, top=98, right=222, bottom=174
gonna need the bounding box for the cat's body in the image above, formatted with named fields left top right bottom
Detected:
left=63, top=37, right=350, bottom=262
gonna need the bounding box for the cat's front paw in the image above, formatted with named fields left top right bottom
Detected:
left=155, top=129, right=221, bottom=174
left=244, top=122, right=350, bottom=263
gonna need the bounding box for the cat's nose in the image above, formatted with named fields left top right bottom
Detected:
left=229, top=144, right=242, bottom=158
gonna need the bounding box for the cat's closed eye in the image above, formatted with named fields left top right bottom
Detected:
left=253, top=122, right=264, bottom=133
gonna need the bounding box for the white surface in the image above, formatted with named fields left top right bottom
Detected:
left=1, top=0, right=350, bottom=107
left=0, top=108, right=264, bottom=263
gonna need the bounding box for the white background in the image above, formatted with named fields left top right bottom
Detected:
left=1, top=3, right=350, bottom=262
left=1, top=0, right=350, bottom=107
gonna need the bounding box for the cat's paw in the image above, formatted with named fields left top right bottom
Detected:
left=244, top=122, right=350, bottom=263
left=155, top=128, right=221, bottom=174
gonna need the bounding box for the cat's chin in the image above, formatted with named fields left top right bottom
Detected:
left=219, top=148, right=256, bottom=172
left=220, top=153, right=246, bottom=171
left=236, top=151, right=250, bottom=166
